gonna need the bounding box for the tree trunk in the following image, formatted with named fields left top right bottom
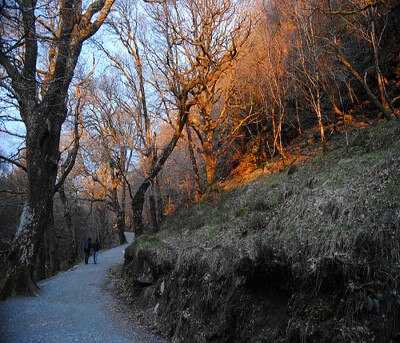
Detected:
left=46, top=209, right=60, bottom=276
left=0, top=0, right=115, bottom=299
left=186, top=125, right=202, bottom=200
left=204, top=153, right=217, bottom=187
left=295, top=91, right=302, bottom=134
left=116, top=209, right=127, bottom=245
left=58, top=184, right=78, bottom=267
left=316, top=91, right=327, bottom=153
left=119, top=179, right=128, bottom=244
left=155, top=175, right=165, bottom=224
left=148, top=180, right=159, bottom=232
left=203, top=129, right=217, bottom=187
left=122, top=178, right=128, bottom=229
left=112, top=182, right=127, bottom=245
left=131, top=182, right=148, bottom=236
left=370, top=16, right=395, bottom=114
left=131, top=103, right=189, bottom=235
left=272, top=107, right=286, bottom=162
left=332, top=98, right=345, bottom=118
left=35, top=239, right=47, bottom=282
left=336, top=53, right=395, bottom=120
left=1, top=111, right=62, bottom=298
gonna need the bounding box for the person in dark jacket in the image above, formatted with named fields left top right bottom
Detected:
left=84, top=237, right=92, bottom=264
left=92, top=238, right=101, bottom=264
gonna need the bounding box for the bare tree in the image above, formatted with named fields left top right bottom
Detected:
left=318, top=0, right=399, bottom=120
left=186, top=124, right=203, bottom=201
left=87, top=0, right=252, bottom=233
left=75, top=77, right=130, bottom=244
left=102, top=1, right=162, bottom=231
left=174, top=0, right=254, bottom=187
left=57, top=62, right=96, bottom=266
left=0, top=0, right=114, bottom=298
left=285, top=0, right=330, bottom=153
left=261, top=22, right=292, bottom=161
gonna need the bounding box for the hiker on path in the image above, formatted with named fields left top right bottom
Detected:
left=84, top=238, right=92, bottom=264
left=93, top=238, right=101, bottom=264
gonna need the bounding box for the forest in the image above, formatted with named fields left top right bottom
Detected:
left=0, top=0, right=399, bottom=320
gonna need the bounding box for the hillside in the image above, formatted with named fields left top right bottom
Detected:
left=121, top=120, right=400, bottom=342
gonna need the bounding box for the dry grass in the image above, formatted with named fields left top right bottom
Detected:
left=123, top=120, right=400, bottom=342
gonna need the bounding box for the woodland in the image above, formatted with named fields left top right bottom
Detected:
left=0, top=0, right=399, bottom=321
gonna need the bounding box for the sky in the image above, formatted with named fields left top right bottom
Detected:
left=0, top=7, right=116, bottom=159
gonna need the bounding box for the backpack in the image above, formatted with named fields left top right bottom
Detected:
left=84, top=242, right=89, bottom=252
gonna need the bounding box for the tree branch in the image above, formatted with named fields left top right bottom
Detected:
left=0, top=154, right=27, bottom=172
left=54, top=58, right=95, bottom=193
left=0, top=189, right=26, bottom=195
left=75, top=0, right=115, bottom=44
left=318, top=0, right=391, bottom=16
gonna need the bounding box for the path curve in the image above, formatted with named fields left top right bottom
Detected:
left=0, top=233, right=163, bottom=343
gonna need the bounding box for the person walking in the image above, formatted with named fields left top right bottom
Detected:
left=93, top=238, right=101, bottom=264
left=84, top=238, right=92, bottom=264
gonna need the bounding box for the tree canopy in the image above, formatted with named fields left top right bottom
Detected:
left=1, top=0, right=399, bottom=298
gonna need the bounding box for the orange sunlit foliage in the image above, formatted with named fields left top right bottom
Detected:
left=53, top=0, right=400, bottom=232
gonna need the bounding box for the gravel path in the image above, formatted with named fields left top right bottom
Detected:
left=0, top=233, right=163, bottom=343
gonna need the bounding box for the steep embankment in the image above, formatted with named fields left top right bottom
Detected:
left=123, top=121, right=400, bottom=342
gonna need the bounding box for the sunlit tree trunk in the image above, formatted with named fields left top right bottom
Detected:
left=204, top=155, right=217, bottom=187
left=322, top=0, right=397, bottom=120
left=202, top=129, right=218, bottom=187
left=271, top=107, right=287, bottom=161
left=186, top=125, right=202, bottom=201
left=295, top=88, right=302, bottom=135
left=370, top=19, right=395, bottom=113
left=295, top=6, right=328, bottom=154
left=336, top=53, right=395, bottom=120
left=315, top=89, right=327, bottom=153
